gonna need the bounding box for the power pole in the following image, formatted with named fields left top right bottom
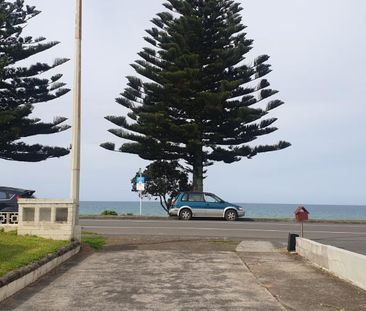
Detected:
left=70, top=0, right=82, bottom=240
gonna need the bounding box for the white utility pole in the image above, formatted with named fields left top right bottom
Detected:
left=70, top=0, right=82, bottom=239
left=139, top=192, right=142, bottom=216
left=138, top=168, right=142, bottom=216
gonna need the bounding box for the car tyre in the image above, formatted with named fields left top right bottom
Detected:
left=225, top=209, right=237, bottom=221
left=179, top=208, right=192, bottom=220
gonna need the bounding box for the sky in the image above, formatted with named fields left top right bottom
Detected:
left=1, top=0, right=365, bottom=205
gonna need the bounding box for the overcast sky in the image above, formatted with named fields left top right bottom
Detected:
left=2, top=0, right=365, bottom=205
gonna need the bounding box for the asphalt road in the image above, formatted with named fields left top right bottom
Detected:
left=81, top=218, right=366, bottom=255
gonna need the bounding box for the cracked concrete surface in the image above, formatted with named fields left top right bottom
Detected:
left=2, top=237, right=366, bottom=311
left=1, top=249, right=285, bottom=311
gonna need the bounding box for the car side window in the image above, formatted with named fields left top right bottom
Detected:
left=188, top=193, right=204, bottom=202
left=0, top=191, right=8, bottom=200
left=204, top=194, right=219, bottom=203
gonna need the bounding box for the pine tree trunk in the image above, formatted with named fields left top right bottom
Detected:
left=192, top=151, right=203, bottom=192
left=193, top=164, right=203, bottom=192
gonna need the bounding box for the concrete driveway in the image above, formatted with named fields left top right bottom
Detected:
left=2, top=236, right=366, bottom=310
left=2, top=245, right=284, bottom=310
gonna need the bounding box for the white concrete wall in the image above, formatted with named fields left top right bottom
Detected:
left=0, top=225, right=17, bottom=232
left=296, top=238, right=366, bottom=291
left=17, top=199, right=80, bottom=241
left=0, top=212, right=18, bottom=230
left=0, top=246, right=80, bottom=302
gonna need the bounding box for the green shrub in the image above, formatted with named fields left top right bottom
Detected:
left=100, top=210, right=118, bottom=216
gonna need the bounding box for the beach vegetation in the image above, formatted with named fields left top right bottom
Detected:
left=100, top=210, right=118, bottom=216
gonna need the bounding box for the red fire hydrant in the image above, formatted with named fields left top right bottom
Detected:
left=295, top=206, right=309, bottom=237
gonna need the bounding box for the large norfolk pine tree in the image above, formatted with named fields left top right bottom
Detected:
left=103, top=0, right=291, bottom=191
left=0, top=0, right=70, bottom=162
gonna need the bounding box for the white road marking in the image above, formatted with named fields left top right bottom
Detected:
left=82, top=225, right=366, bottom=235
left=82, top=219, right=366, bottom=228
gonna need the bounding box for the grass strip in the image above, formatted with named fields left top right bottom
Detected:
left=0, top=231, right=68, bottom=277
left=81, top=232, right=106, bottom=250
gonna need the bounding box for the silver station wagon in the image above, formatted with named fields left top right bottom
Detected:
left=169, top=191, right=245, bottom=221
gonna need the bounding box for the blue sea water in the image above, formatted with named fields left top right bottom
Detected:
left=80, top=201, right=366, bottom=220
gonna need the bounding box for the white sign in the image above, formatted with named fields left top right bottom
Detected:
left=136, top=182, right=145, bottom=191
left=136, top=176, right=145, bottom=191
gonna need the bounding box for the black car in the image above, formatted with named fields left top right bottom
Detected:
left=0, top=187, right=35, bottom=212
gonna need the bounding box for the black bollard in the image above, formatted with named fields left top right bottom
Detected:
left=287, top=233, right=299, bottom=252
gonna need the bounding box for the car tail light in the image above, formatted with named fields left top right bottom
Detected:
left=171, top=198, right=176, bottom=206
left=16, top=195, right=21, bottom=201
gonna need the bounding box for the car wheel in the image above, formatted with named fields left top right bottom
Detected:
left=179, top=208, right=192, bottom=220
left=225, top=209, right=237, bottom=221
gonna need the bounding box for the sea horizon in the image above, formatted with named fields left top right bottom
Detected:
left=80, top=201, right=366, bottom=220
left=81, top=200, right=366, bottom=207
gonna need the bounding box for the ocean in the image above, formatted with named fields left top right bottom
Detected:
left=80, top=201, right=366, bottom=220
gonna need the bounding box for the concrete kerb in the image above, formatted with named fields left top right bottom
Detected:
left=296, top=237, right=366, bottom=291
left=0, top=242, right=81, bottom=302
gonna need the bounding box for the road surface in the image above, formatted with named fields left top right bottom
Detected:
left=80, top=218, right=366, bottom=255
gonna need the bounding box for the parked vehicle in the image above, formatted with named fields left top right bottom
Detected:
left=0, top=187, right=35, bottom=212
left=169, top=191, right=245, bottom=221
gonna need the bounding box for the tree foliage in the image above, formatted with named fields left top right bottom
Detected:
left=131, top=161, right=191, bottom=214
left=103, top=0, right=291, bottom=190
left=0, top=0, right=70, bottom=162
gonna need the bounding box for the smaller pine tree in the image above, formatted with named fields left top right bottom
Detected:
left=132, top=161, right=191, bottom=213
